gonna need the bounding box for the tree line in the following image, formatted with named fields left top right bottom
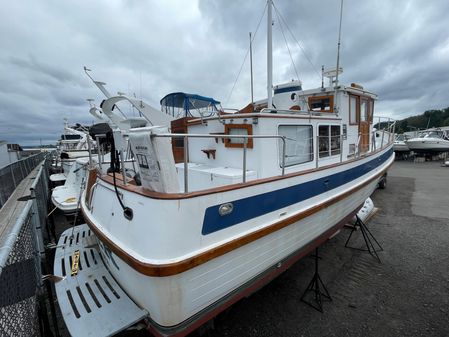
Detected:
left=394, top=107, right=449, bottom=134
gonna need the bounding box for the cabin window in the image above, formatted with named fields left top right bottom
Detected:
left=224, top=124, right=253, bottom=148
left=278, top=125, right=313, bottom=167
left=349, top=95, right=358, bottom=125
left=308, top=95, right=334, bottom=112
left=360, top=99, right=369, bottom=122
left=319, top=125, right=341, bottom=158
left=331, top=125, right=341, bottom=155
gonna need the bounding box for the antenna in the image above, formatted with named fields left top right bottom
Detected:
left=267, top=0, right=273, bottom=108
left=334, top=0, right=344, bottom=88
left=83, top=66, right=127, bottom=119
left=321, top=65, right=324, bottom=90
left=250, top=32, right=254, bottom=104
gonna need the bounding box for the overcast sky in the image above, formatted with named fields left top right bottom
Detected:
left=1, top=0, right=448, bottom=145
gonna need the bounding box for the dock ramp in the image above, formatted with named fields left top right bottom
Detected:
left=54, top=224, right=148, bottom=337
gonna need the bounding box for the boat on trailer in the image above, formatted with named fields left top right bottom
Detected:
left=57, top=1, right=396, bottom=335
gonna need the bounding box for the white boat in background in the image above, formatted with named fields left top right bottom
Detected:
left=405, top=129, right=449, bottom=154
left=56, top=120, right=98, bottom=175
left=52, top=157, right=90, bottom=214
left=393, top=134, right=410, bottom=152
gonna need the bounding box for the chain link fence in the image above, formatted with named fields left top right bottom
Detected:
left=0, top=152, right=48, bottom=209
left=0, top=153, right=52, bottom=336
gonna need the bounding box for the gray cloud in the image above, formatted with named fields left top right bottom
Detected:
left=1, top=0, right=448, bottom=145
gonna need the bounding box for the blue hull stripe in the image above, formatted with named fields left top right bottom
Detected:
left=202, top=148, right=393, bottom=235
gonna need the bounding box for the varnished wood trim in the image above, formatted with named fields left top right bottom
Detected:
left=85, top=168, right=98, bottom=206
left=99, top=145, right=393, bottom=200
left=224, top=124, right=253, bottom=149
left=84, top=160, right=392, bottom=277
left=308, top=95, right=334, bottom=113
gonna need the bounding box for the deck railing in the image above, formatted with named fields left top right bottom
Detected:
left=155, top=133, right=286, bottom=193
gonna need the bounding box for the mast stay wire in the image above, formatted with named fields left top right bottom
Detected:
left=273, top=5, right=300, bottom=82
left=272, top=2, right=322, bottom=81
left=225, top=2, right=268, bottom=107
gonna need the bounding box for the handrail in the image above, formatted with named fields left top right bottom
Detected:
left=259, top=107, right=339, bottom=118
left=154, top=133, right=286, bottom=193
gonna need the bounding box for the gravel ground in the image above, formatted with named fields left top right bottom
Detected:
left=206, top=161, right=449, bottom=337
left=52, top=161, right=449, bottom=337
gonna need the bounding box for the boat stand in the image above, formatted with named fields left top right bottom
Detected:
left=53, top=224, right=148, bottom=337
left=345, top=215, right=383, bottom=263
left=300, top=248, right=332, bottom=313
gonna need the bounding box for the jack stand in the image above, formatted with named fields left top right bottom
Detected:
left=300, top=247, right=332, bottom=313
left=345, top=215, right=383, bottom=263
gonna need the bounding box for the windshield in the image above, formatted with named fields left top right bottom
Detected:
left=424, top=131, right=443, bottom=138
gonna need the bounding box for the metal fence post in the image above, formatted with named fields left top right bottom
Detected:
left=10, top=165, right=17, bottom=188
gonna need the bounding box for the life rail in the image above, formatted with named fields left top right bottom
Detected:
left=153, top=133, right=287, bottom=193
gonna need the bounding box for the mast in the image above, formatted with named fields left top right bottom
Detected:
left=334, top=0, right=344, bottom=89
left=267, top=0, right=273, bottom=108
left=250, top=32, right=254, bottom=104
left=333, top=0, right=344, bottom=114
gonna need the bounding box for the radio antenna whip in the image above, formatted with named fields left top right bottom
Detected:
left=335, top=0, right=344, bottom=88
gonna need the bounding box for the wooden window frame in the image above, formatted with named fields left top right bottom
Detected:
left=308, top=95, right=334, bottom=113
left=224, top=124, right=253, bottom=148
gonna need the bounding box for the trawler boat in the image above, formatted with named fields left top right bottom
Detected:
left=75, top=2, right=396, bottom=335
left=405, top=129, right=449, bottom=153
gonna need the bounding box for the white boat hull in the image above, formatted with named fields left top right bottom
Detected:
left=81, top=146, right=394, bottom=331
left=393, top=141, right=409, bottom=152
left=406, top=138, right=449, bottom=153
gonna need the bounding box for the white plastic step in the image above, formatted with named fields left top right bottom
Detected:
left=54, top=224, right=148, bottom=337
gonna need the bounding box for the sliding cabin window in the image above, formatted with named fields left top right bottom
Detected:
left=278, top=125, right=313, bottom=167
left=308, top=95, right=334, bottom=113
left=224, top=124, right=253, bottom=148
left=319, top=125, right=341, bottom=158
